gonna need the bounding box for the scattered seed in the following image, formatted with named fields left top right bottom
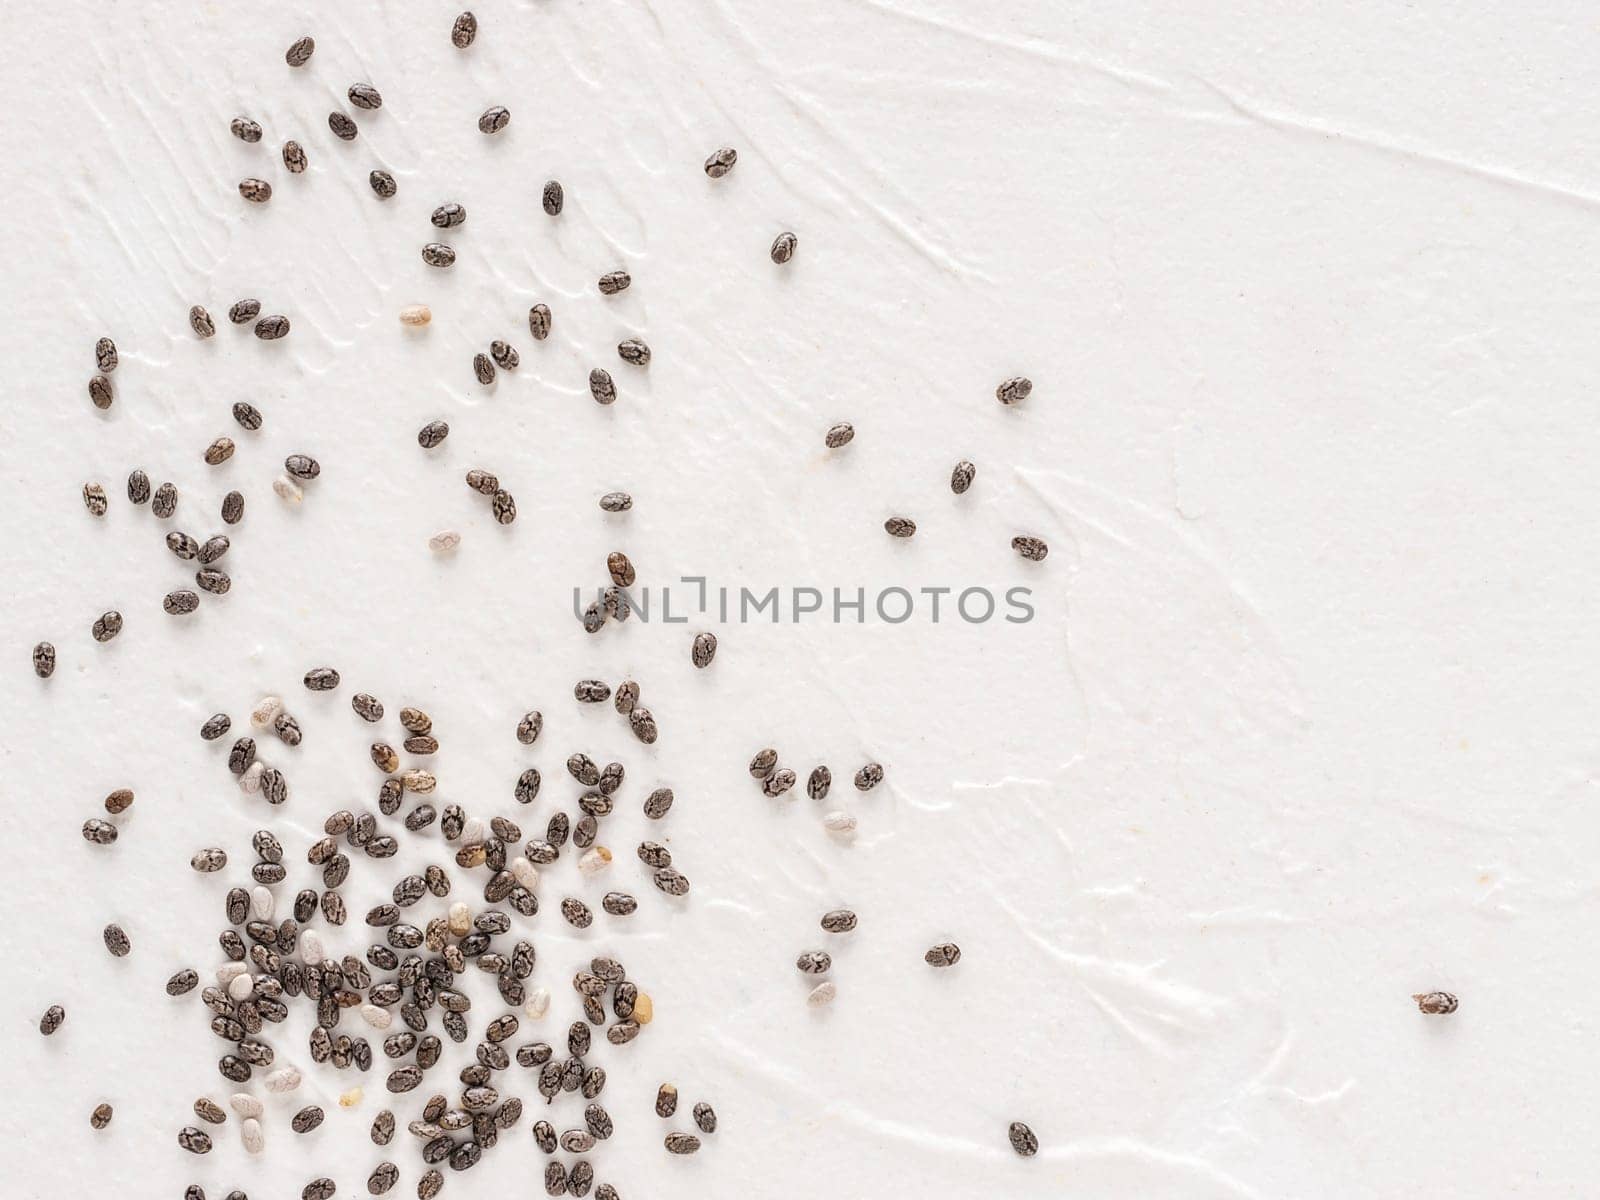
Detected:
left=400, top=304, right=432, bottom=326
left=82, top=483, right=107, bottom=517
left=479, top=106, right=510, bottom=134
left=229, top=299, right=261, bottom=325
left=286, top=36, right=314, bottom=67
left=466, top=468, right=499, bottom=495
left=884, top=516, right=916, bottom=538
left=273, top=475, right=303, bottom=505
left=597, top=271, right=630, bottom=296
left=574, top=679, right=611, bottom=703
left=152, top=481, right=178, bottom=517
left=854, top=763, right=883, bottom=791
left=771, top=232, right=797, bottom=263
left=491, top=340, right=519, bottom=370
left=528, top=303, right=551, bottom=339
left=1008, top=1121, right=1039, bottom=1157
left=617, top=338, right=650, bottom=366
left=762, top=769, right=796, bottom=798
left=1414, top=991, right=1459, bottom=1015
left=704, top=147, right=737, bottom=178
left=822, top=810, right=857, bottom=835
left=421, top=243, right=456, bottom=268
left=924, top=942, right=961, bottom=967
left=1012, top=535, right=1048, bottom=561
left=178, top=1127, right=213, bottom=1155
left=231, top=117, right=262, bottom=143
left=92, top=611, right=123, bottom=643
left=369, top=170, right=397, bottom=199
left=629, top=706, right=657, bottom=744
left=349, top=83, right=383, bottom=110
left=200, top=713, right=231, bottom=740
left=291, top=1105, right=325, bottom=1134
left=492, top=490, right=517, bottom=524
left=283, top=140, right=307, bottom=172
left=951, top=460, right=976, bottom=494
left=589, top=368, right=616, bottom=405
left=231, top=401, right=263, bottom=431
left=996, top=376, right=1032, bottom=405
left=452, top=11, right=478, bottom=47
left=824, top=422, right=855, bottom=449
left=517, top=711, right=543, bottom=744
left=692, top=1102, right=716, bottom=1133
left=820, top=909, right=856, bottom=933
left=665, top=1131, right=701, bottom=1154
left=541, top=179, right=564, bottom=215
left=88, top=375, right=112, bottom=410
left=239, top=178, right=272, bottom=203
left=285, top=454, right=321, bottom=481
left=204, top=437, right=236, bottom=465
left=190, top=305, right=216, bottom=338
left=329, top=111, right=358, bottom=140
left=164, top=589, right=201, bottom=615
left=32, top=641, right=56, bottom=678
left=191, top=847, right=227, bottom=872
left=127, top=470, right=150, bottom=504
left=304, top=667, right=340, bottom=691
left=474, top=353, right=495, bottom=386
left=90, top=1103, right=113, bottom=1129
left=95, top=336, right=118, bottom=372
left=222, top=492, right=245, bottom=524
left=82, top=822, right=118, bottom=847
left=427, top=530, right=461, bottom=554
left=796, top=950, right=830, bottom=975
left=40, top=1004, right=65, bottom=1034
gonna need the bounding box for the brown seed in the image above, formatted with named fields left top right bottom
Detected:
left=613, top=680, right=639, bottom=714
left=178, top=1127, right=213, bottom=1155
left=452, top=11, right=478, bottom=47
left=431, top=203, right=467, bottom=229
left=204, top=437, right=236, bottom=465
left=88, top=374, right=112, bottom=410
left=642, top=787, right=673, bottom=820
left=422, top=243, right=456, bottom=268
left=190, top=305, right=216, bottom=338
left=589, top=368, right=616, bottom=405
left=597, top=271, right=630, bottom=296
left=574, top=679, right=611, bottom=703
left=414, top=419, right=449, bottom=449
left=996, top=376, right=1032, bottom=405
left=1012, top=535, right=1048, bottom=561
left=399, top=706, right=432, bottom=734
left=127, top=470, right=150, bottom=504
left=806, top=766, right=832, bottom=799
left=164, top=589, right=201, bottom=615
left=304, top=667, right=340, bottom=691
left=466, top=468, right=499, bottom=495
left=853, top=762, right=884, bottom=791
left=371, top=1109, right=396, bottom=1145
left=232, top=401, right=263, bottom=431
left=329, top=111, right=358, bottom=140
left=283, top=140, right=307, bottom=172
left=95, top=336, right=118, bottom=372
left=1414, top=991, right=1459, bottom=1015
left=884, top=516, right=916, bottom=538
left=692, top=1102, right=716, bottom=1134
left=517, top=711, right=543, bottom=745
left=352, top=693, right=384, bottom=722
left=704, top=146, right=737, bottom=178
left=924, top=941, right=961, bottom=967
left=228, top=299, right=261, bottom=325
left=824, top=422, right=854, bottom=448
left=152, top=481, right=177, bottom=518
left=629, top=706, right=657, bottom=744
left=560, top=898, right=593, bottom=929
left=652, top=868, right=690, bottom=896
left=83, top=483, right=107, bottom=517
left=291, top=1104, right=325, bottom=1133
left=616, top=338, right=650, bottom=366
left=230, top=117, right=262, bottom=143
left=606, top=551, right=636, bottom=588
left=239, top=178, right=272, bottom=203
left=90, top=1103, right=113, bottom=1129
left=492, top=490, right=517, bottom=525
left=762, top=769, right=795, bottom=798
left=194, top=1097, right=226, bottom=1125
left=404, top=734, right=438, bottom=755
left=200, top=713, right=231, bottom=740
left=528, top=303, right=552, bottom=339
left=474, top=353, right=495, bottom=386
left=194, top=568, right=230, bottom=595
left=32, top=641, right=56, bottom=678
left=598, top=491, right=631, bottom=513
left=542, top=180, right=563, bottom=215
left=40, top=1005, right=65, bottom=1034
left=419, top=1169, right=443, bottom=1199
left=479, top=106, right=510, bottom=134
left=820, top=908, right=857, bottom=933
left=1008, top=1120, right=1039, bottom=1157
left=349, top=83, right=383, bottom=110
left=665, top=1131, right=701, bottom=1154
left=286, top=36, right=315, bottom=67
left=92, top=611, right=123, bottom=642
left=771, top=232, right=797, bottom=263
left=285, top=454, right=320, bottom=480
left=255, top=313, right=291, bottom=339
left=951, top=460, right=976, bottom=494
left=491, top=340, right=519, bottom=370
left=221, top=492, right=244, bottom=524
left=749, top=748, right=778, bottom=778
left=369, top=170, right=397, bottom=199
left=796, top=950, right=830, bottom=974
left=690, top=632, right=717, bottom=668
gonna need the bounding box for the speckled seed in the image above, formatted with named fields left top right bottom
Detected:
left=90, top=1102, right=113, bottom=1129
left=39, top=1004, right=65, bottom=1034
left=230, top=117, right=262, bottom=143
left=690, top=632, right=717, bottom=668
left=422, top=243, right=456, bottom=268
left=597, top=271, right=630, bottom=296
left=796, top=950, right=830, bottom=974
left=749, top=748, right=778, bottom=779
left=222, top=491, right=244, bottom=524
left=304, top=667, right=340, bottom=691
left=1414, top=991, right=1459, bottom=1015
left=95, top=336, right=118, bottom=372
left=200, top=713, right=231, bottom=740
left=466, top=468, right=499, bottom=496
left=32, top=641, right=55, bottom=678
left=191, top=847, right=227, bottom=872
left=805, top=766, right=831, bottom=800
left=194, top=1097, right=226, bottom=1125
left=83, top=483, right=107, bottom=517
left=1008, top=1121, right=1039, bottom=1157
left=291, top=1105, right=324, bottom=1134
left=951, top=460, right=976, bottom=494
left=349, top=83, right=383, bottom=110
left=479, top=106, right=510, bottom=134
left=642, top=787, right=673, bottom=820
left=653, top=868, right=690, bottom=896
left=1012, top=536, right=1048, bottom=561
left=692, top=1102, right=716, bottom=1134
left=452, top=11, right=478, bottom=47
left=541, top=179, right=564, bottom=215
left=229, top=299, right=261, bottom=325
left=231, top=401, right=263, bottom=431
left=329, top=111, right=358, bottom=140
left=996, top=376, right=1032, bottom=405
left=492, top=490, right=517, bottom=524
left=83, top=817, right=118, bottom=844
left=88, top=375, right=112, bottom=409
left=178, top=1127, right=212, bottom=1154
left=370, top=170, right=397, bottom=199
left=286, top=36, right=314, bottom=67
left=884, top=517, right=916, bottom=538
left=528, top=303, right=551, bottom=339
left=400, top=304, right=432, bottom=326
left=283, top=140, right=307, bottom=172
left=629, top=706, right=657, bottom=744
left=589, top=368, right=616, bottom=405
left=285, top=454, right=320, bottom=481
left=239, top=179, right=272, bottom=203
left=602, top=892, right=636, bottom=916
left=371, top=1109, right=396, bottom=1145
left=665, top=1132, right=701, bottom=1154
left=127, top=470, right=150, bottom=504
left=762, top=769, right=796, bottom=798
left=560, top=898, right=593, bottom=928
left=820, top=908, right=857, bottom=933
left=152, top=481, right=177, bottom=517
left=617, top=338, right=650, bottom=366
left=854, top=763, right=884, bottom=791
left=491, top=340, right=519, bottom=370
left=517, top=711, right=543, bottom=744
left=704, top=146, right=737, bottom=177
left=474, top=353, right=495, bottom=385
left=575, top=679, right=611, bottom=703
left=924, top=942, right=961, bottom=967
left=368, top=1161, right=399, bottom=1194
left=824, top=422, right=855, bottom=449
left=92, top=611, right=123, bottom=642
left=419, top=1169, right=443, bottom=1200
left=204, top=437, right=235, bottom=465
left=771, top=232, right=797, bottom=263
left=190, top=305, right=216, bottom=337
left=164, top=589, right=201, bottom=615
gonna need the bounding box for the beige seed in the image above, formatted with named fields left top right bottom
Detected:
left=264, top=1067, right=302, bottom=1093
left=339, top=1088, right=363, bottom=1108
left=249, top=886, right=274, bottom=920
left=577, top=846, right=612, bottom=876
left=399, top=305, right=432, bottom=326
left=227, top=973, right=255, bottom=1002
left=238, top=761, right=265, bottom=794
left=361, top=1004, right=393, bottom=1030
left=216, top=963, right=249, bottom=986
left=525, top=987, right=552, bottom=1019
left=251, top=695, right=284, bottom=728
left=401, top=768, right=436, bottom=793
left=447, top=902, right=472, bottom=936
left=633, top=992, right=653, bottom=1024
left=806, top=981, right=838, bottom=1007
left=510, top=856, right=538, bottom=888
left=230, top=1094, right=263, bottom=1119
left=241, top=1116, right=264, bottom=1154
left=822, top=811, right=858, bottom=835
left=427, top=530, right=461, bottom=553
left=272, top=475, right=303, bottom=505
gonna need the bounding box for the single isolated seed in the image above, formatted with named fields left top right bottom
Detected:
left=370, top=170, right=397, bottom=199
left=286, top=35, right=314, bottom=67
left=431, top=203, right=466, bottom=229
left=422, top=243, right=456, bottom=268
left=517, top=711, right=543, bottom=744
left=283, top=140, right=307, bottom=172
left=574, top=679, right=611, bottom=703
left=349, top=83, right=383, bottom=110
left=90, top=1103, right=113, bottom=1129
left=607, top=551, right=635, bottom=588
left=491, top=340, right=519, bottom=370
left=239, top=178, right=272, bottom=203
left=925, top=942, right=961, bottom=967
left=884, top=516, right=916, bottom=538
left=304, top=667, right=340, bottom=691
left=824, top=422, right=854, bottom=449
left=189, top=305, right=216, bottom=337
left=599, top=491, right=631, bottom=512
left=285, top=454, right=320, bottom=480
left=127, top=470, right=150, bottom=504
left=693, top=1102, right=717, bottom=1134
left=1008, top=1120, right=1039, bottom=1157
left=228, top=299, right=260, bottom=324
left=951, top=460, right=976, bottom=494
left=452, top=11, right=478, bottom=47
left=807, top=766, right=832, bottom=799
left=474, top=353, right=495, bottom=385
left=164, top=589, right=201, bottom=615
left=95, top=336, right=118, bottom=372
left=329, top=111, right=358, bottom=140
left=33, top=641, right=56, bottom=678
left=796, top=950, right=831, bottom=975
left=40, top=1004, right=66, bottom=1035
left=152, top=481, right=178, bottom=517
left=820, top=908, right=857, bottom=933
left=492, top=490, right=517, bottom=525
left=542, top=180, right=563, bottom=215
left=996, top=376, right=1033, bottom=405
left=665, top=1131, right=702, bottom=1154
left=771, top=231, right=797, bottom=263
left=103, top=924, right=131, bottom=956
left=1012, top=535, right=1048, bottom=561
left=92, top=611, right=123, bottom=642
left=617, top=338, right=650, bottom=366
left=428, top=530, right=461, bottom=554
left=88, top=374, right=112, bottom=410
left=204, top=436, right=235, bottom=465
left=589, top=368, right=616, bottom=405
left=255, top=313, right=290, bottom=339
left=1414, top=991, right=1459, bottom=1015
left=400, top=304, right=432, bottom=326
left=597, top=271, right=630, bottom=296
left=704, top=146, right=737, bottom=178
left=231, top=117, right=262, bottom=143
left=418, top=419, right=449, bottom=448
left=854, top=762, right=884, bottom=791
left=221, top=491, right=244, bottom=524
left=232, top=401, right=263, bottom=431
left=478, top=106, right=510, bottom=134
left=83, top=483, right=107, bottom=517
left=528, top=303, right=551, bottom=340
left=691, top=632, right=717, bottom=668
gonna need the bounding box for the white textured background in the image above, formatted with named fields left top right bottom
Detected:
left=2, top=2, right=1597, bottom=1197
